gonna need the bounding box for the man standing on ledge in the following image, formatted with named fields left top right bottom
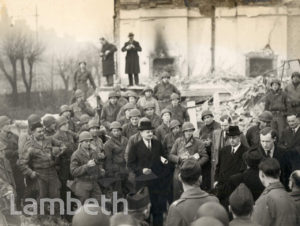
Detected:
left=99, top=37, right=117, bottom=87
left=73, top=61, right=97, bottom=99
left=121, top=32, right=142, bottom=86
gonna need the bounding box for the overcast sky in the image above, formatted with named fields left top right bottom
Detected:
left=3, top=0, right=114, bottom=42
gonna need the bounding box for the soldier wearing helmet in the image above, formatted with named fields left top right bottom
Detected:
left=18, top=122, right=64, bottom=212
left=70, top=89, right=95, bottom=121
left=169, top=122, right=208, bottom=200
left=284, top=71, right=300, bottom=114
left=100, top=91, right=122, bottom=129
left=166, top=93, right=189, bottom=124
left=73, top=61, right=96, bottom=99
left=153, top=71, right=181, bottom=110
left=246, top=111, right=277, bottom=148
left=42, top=115, right=57, bottom=139
left=156, top=108, right=172, bottom=142
left=104, top=121, right=129, bottom=197
left=70, top=131, right=104, bottom=203
left=265, top=78, right=287, bottom=139
left=122, top=109, right=141, bottom=139
left=59, top=104, right=77, bottom=132
left=143, top=102, right=162, bottom=129
left=53, top=116, right=78, bottom=203
left=117, top=103, right=136, bottom=126
left=88, top=120, right=105, bottom=161
left=79, top=114, right=91, bottom=133
left=137, top=86, right=160, bottom=116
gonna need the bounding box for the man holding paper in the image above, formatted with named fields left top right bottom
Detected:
left=169, top=122, right=209, bottom=200
left=127, top=120, right=170, bottom=226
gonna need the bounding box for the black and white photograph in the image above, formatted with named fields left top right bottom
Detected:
left=0, top=0, right=299, bottom=225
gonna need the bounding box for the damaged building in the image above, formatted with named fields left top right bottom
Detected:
left=114, top=0, right=300, bottom=82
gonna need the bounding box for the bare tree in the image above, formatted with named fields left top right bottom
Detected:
left=19, top=34, right=45, bottom=107
left=55, top=55, right=76, bottom=91
left=0, top=29, right=22, bottom=105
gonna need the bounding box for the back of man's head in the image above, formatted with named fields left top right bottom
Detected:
left=191, top=217, right=223, bottom=226
left=110, top=213, right=138, bottom=226
left=259, top=158, right=281, bottom=179
left=229, top=183, right=254, bottom=217
left=179, top=158, right=202, bottom=186
left=196, top=202, right=229, bottom=226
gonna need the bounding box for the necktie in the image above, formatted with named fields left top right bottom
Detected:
left=267, top=150, right=271, bottom=158
left=148, top=141, right=151, bottom=150
left=231, top=147, right=235, bottom=154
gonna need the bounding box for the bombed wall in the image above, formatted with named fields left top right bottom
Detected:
left=116, top=4, right=300, bottom=83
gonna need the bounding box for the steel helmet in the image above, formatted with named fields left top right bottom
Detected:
left=79, top=131, right=93, bottom=143
left=170, top=120, right=181, bottom=129
left=56, top=116, right=68, bottom=128
left=80, top=114, right=90, bottom=124
left=182, top=122, right=195, bottom=132
left=43, top=115, right=56, bottom=128
left=129, top=109, right=141, bottom=118
left=143, top=102, right=155, bottom=110
left=258, top=111, right=273, bottom=122
left=161, top=108, right=172, bottom=117
left=59, top=105, right=72, bottom=115
left=110, top=121, right=122, bottom=130
left=88, top=120, right=100, bottom=130
left=108, top=91, right=120, bottom=99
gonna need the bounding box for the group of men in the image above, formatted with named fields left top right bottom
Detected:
left=0, top=70, right=300, bottom=226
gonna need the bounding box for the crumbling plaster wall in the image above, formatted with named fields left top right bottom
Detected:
left=117, top=5, right=300, bottom=82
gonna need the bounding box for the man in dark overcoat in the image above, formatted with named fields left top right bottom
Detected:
left=100, top=38, right=117, bottom=86
left=214, top=126, right=248, bottom=208
left=127, top=120, right=169, bottom=226
left=121, top=32, right=142, bottom=86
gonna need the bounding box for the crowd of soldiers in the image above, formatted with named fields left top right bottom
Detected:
left=0, top=70, right=300, bottom=226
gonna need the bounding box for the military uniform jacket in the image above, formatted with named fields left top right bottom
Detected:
left=100, top=102, right=121, bottom=128
left=166, top=104, right=189, bottom=124
left=137, top=96, right=160, bottom=116
left=73, top=69, right=96, bottom=93
left=153, top=82, right=180, bottom=101
left=284, top=82, right=300, bottom=113
left=166, top=187, right=219, bottom=226
left=18, top=138, right=61, bottom=177
left=155, top=123, right=170, bottom=143
left=0, top=152, right=16, bottom=197
left=265, top=89, right=287, bottom=113
left=146, top=114, right=162, bottom=129
left=163, top=132, right=182, bottom=154
left=71, top=101, right=95, bottom=120
left=252, top=182, right=298, bottom=226
left=104, top=136, right=128, bottom=176
left=70, top=145, right=104, bottom=181
left=169, top=136, right=208, bottom=166
left=122, top=122, right=139, bottom=139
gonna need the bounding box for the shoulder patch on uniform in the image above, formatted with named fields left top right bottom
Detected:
left=173, top=198, right=186, bottom=206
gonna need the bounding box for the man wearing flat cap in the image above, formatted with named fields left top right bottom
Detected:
left=166, top=158, right=218, bottom=226
left=127, top=120, right=169, bottom=226
left=214, top=126, right=247, bottom=208
left=121, top=32, right=142, bottom=86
